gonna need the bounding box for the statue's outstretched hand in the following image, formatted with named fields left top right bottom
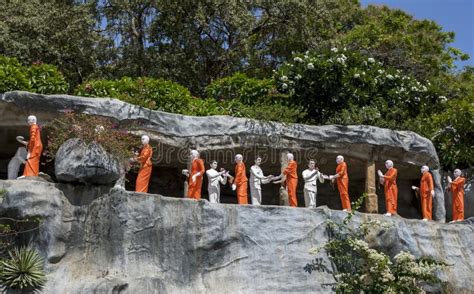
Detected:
left=232, top=184, right=236, bottom=191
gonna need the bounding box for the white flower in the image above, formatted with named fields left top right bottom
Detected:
left=281, top=75, right=288, bottom=82
left=421, top=85, right=428, bottom=92
left=94, top=125, right=105, bottom=134
left=331, top=47, right=338, bottom=53
left=386, top=74, right=394, bottom=80
left=281, top=83, right=288, bottom=89
left=378, top=69, right=384, bottom=74
left=343, top=47, right=347, bottom=51
left=295, top=74, right=302, bottom=80
left=294, top=57, right=303, bottom=63
left=304, top=55, right=309, bottom=59
left=307, top=63, right=314, bottom=70
left=368, top=58, right=375, bottom=63
left=354, top=73, right=360, bottom=78
left=411, top=86, right=417, bottom=91
left=336, top=57, right=345, bottom=64
left=362, top=71, right=366, bottom=75
left=414, top=96, right=420, bottom=102
left=439, top=96, right=447, bottom=103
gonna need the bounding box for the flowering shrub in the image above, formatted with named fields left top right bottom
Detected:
left=274, top=48, right=443, bottom=125
left=43, top=112, right=137, bottom=164
left=305, top=195, right=449, bottom=293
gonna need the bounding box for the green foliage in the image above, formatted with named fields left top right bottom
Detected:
left=0, top=55, right=67, bottom=94
left=0, top=0, right=104, bottom=87
left=338, top=5, right=468, bottom=80
left=27, top=63, right=68, bottom=94
left=417, top=96, right=474, bottom=170
left=43, top=112, right=137, bottom=165
left=0, top=55, right=30, bottom=92
left=205, top=73, right=275, bottom=105
left=275, top=49, right=442, bottom=125
left=0, top=246, right=46, bottom=291
left=306, top=194, right=449, bottom=293
left=75, top=77, right=193, bottom=113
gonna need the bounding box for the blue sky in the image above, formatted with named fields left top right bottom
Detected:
left=360, top=0, right=474, bottom=69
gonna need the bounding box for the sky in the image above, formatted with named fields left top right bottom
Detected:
left=360, top=0, right=474, bottom=69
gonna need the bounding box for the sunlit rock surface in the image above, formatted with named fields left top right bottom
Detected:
left=0, top=180, right=472, bottom=293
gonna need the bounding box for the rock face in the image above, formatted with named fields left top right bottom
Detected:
left=55, top=138, right=121, bottom=185
left=0, top=91, right=449, bottom=221
left=0, top=178, right=73, bottom=263
left=0, top=179, right=472, bottom=293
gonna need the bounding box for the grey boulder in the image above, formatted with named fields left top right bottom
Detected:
left=54, top=138, right=120, bottom=185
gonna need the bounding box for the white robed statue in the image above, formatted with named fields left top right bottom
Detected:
left=249, top=156, right=274, bottom=205
left=206, top=160, right=228, bottom=203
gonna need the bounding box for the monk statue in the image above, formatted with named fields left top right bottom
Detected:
left=206, top=160, right=228, bottom=203
left=249, top=156, right=274, bottom=205
left=447, top=169, right=466, bottom=222
left=182, top=150, right=205, bottom=200
left=412, top=165, right=434, bottom=221
left=302, top=159, right=324, bottom=208
left=378, top=160, right=398, bottom=216
left=232, top=154, right=248, bottom=204
left=17, top=115, right=43, bottom=177
left=325, top=155, right=351, bottom=211
left=134, top=135, right=153, bottom=193
left=274, top=153, right=298, bottom=207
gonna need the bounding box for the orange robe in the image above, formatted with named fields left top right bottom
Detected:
left=135, top=144, right=153, bottom=193
left=450, top=177, right=465, bottom=221
left=234, top=162, right=248, bottom=204
left=187, top=159, right=205, bottom=200
left=383, top=168, right=398, bottom=214
left=284, top=160, right=298, bottom=207
left=23, top=123, right=43, bottom=177
left=336, top=162, right=351, bottom=210
left=420, top=172, right=434, bottom=220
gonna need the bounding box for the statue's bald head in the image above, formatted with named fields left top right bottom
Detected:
left=421, top=165, right=429, bottom=173
left=287, top=153, right=294, bottom=161
left=235, top=154, right=243, bottom=163
left=454, top=169, right=462, bottom=177
left=191, top=150, right=199, bottom=158
left=336, top=155, right=344, bottom=164
left=141, top=135, right=150, bottom=145
left=385, top=160, right=394, bottom=168
left=27, top=115, right=37, bottom=125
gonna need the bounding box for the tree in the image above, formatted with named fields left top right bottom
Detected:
left=98, top=0, right=157, bottom=78
left=338, top=5, right=469, bottom=80
left=0, top=0, right=106, bottom=88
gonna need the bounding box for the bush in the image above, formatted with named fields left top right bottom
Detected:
left=0, top=246, right=46, bottom=291
left=75, top=75, right=305, bottom=124
left=27, top=63, right=68, bottom=94
left=74, top=77, right=193, bottom=113
left=0, top=56, right=30, bottom=92
left=0, top=55, right=68, bottom=94
left=305, top=195, right=449, bottom=293
left=205, top=72, right=275, bottom=105
left=43, top=112, right=137, bottom=165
